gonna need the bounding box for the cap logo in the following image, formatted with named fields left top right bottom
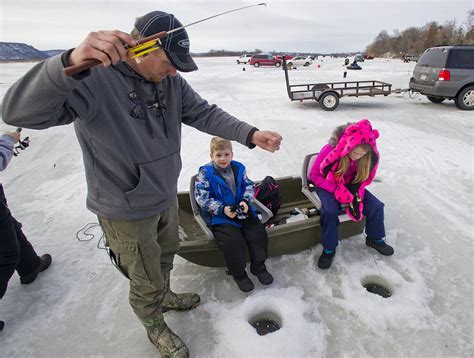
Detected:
left=178, top=39, right=189, bottom=48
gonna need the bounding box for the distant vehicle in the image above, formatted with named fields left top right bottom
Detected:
left=275, top=55, right=293, bottom=61
left=249, top=54, right=282, bottom=67
left=402, top=54, right=419, bottom=63
left=354, top=54, right=364, bottom=62
left=287, top=56, right=313, bottom=67
left=236, top=54, right=252, bottom=64
left=364, top=54, right=374, bottom=60
left=409, top=45, right=474, bottom=110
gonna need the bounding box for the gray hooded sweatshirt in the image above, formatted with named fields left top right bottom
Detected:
left=2, top=54, right=257, bottom=220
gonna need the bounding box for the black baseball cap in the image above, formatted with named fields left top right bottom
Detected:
left=134, top=11, right=198, bottom=72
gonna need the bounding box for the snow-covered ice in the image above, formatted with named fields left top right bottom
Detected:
left=0, top=57, right=472, bottom=357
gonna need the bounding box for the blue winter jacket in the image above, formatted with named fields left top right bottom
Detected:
left=195, top=160, right=256, bottom=228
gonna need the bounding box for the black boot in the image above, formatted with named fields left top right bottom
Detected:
left=233, top=272, right=254, bottom=292
left=0, top=320, right=4, bottom=331
left=366, top=238, right=394, bottom=256
left=20, top=254, right=52, bottom=284
left=250, top=263, right=274, bottom=285
left=317, top=248, right=336, bottom=269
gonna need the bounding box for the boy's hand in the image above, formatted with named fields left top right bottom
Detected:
left=224, top=206, right=237, bottom=218
left=239, top=201, right=249, bottom=213
left=251, top=130, right=282, bottom=153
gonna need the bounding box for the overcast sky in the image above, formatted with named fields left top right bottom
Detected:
left=1, top=0, right=472, bottom=53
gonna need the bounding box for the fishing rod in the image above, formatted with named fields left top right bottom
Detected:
left=64, top=3, right=267, bottom=76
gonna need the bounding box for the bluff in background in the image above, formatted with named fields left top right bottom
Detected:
left=0, top=42, right=63, bottom=62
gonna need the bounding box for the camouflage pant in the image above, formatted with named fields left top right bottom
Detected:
left=98, top=200, right=180, bottom=324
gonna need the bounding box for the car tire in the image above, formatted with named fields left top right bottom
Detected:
left=319, top=92, right=339, bottom=111
left=287, top=62, right=293, bottom=67
left=427, top=96, right=445, bottom=104
left=254, top=62, right=260, bottom=67
left=275, top=62, right=281, bottom=67
left=454, top=86, right=474, bottom=110
left=304, top=62, right=310, bottom=66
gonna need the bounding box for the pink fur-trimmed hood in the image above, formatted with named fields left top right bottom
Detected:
left=321, top=119, right=380, bottom=174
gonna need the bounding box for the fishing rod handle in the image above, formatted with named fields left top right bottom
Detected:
left=64, top=59, right=101, bottom=76
left=63, top=31, right=168, bottom=77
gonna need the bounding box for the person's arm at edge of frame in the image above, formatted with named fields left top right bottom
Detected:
left=0, top=132, right=20, bottom=172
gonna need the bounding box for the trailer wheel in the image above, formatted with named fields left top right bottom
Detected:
left=319, top=92, right=339, bottom=111
left=254, top=62, right=260, bottom=67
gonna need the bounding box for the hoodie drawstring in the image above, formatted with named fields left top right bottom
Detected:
left=133, top=78, right=154, bottom=138
left=154, top=83, right=168, bottom=138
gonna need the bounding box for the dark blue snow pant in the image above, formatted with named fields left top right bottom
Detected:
left=0, top=184, right=40, bottom=299
left=316, top=188, right=386, bottom=251
left=211, top=216, right=268, bottom=277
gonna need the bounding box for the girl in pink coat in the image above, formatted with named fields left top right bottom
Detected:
left=310, top=119, right=394, bottom=269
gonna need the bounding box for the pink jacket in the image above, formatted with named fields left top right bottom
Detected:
left=309, top=119, right=380, bottom=219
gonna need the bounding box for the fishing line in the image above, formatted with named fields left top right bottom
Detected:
left=76, top=222, right=106, bottom=250
left=369, top=247, right=383, bottom=277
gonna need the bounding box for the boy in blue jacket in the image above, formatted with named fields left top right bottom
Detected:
left=195, top=137, right=273, bottom=292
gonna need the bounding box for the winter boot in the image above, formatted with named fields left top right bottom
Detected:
left=366, top=238, right=394, bottom=256
left=145, top=314, right=189, bottom=358
left=233, top=272, right=254, bottom=292
left=161, top=272, right=200, bottom=313
left=20, top=254, right=52, bottom=284
left=317, top=248, right=336, bottom=269
left=250, top=263, right=274, bottom=285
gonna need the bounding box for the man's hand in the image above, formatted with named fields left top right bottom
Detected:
left=224, top=206, right=237, bottom=218
left=239, top=201, right=249, bottom=213
left=69, top=30, right=136, bottom=67
left=4, top=131, right=20, bottom=144
left=251, top=131, right=282, bottom=153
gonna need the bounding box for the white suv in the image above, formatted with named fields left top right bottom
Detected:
left=287, top=56, right=313, bottom=67
left=237, top=54, right=252, bottom=64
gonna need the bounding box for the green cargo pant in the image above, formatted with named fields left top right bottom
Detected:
left=98, top=200, right=180, bottom=324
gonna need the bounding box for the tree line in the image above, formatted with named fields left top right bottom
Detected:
left=366, top=10, right=473, bottom=57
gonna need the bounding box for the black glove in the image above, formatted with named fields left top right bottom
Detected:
left=347, top=193, right=363, bottom=221
left=346, top=183, right=360, bottom=196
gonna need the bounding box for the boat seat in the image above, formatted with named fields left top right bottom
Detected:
left=301, top=153, right=351, bottom=222
left=189, top=175, right=273, bottom=240
left=301, top=153, right=322, bottom=210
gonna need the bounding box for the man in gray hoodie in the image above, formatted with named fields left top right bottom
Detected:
left=2, top=10, right=282, bottom=357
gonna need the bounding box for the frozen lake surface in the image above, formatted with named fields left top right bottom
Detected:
left=0, top=56, right=472, bottom=357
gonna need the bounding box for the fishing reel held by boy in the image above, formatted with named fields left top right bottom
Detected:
left=13, top=128, right=30, bottom=157
left=230, top=204, right=248, bottom=220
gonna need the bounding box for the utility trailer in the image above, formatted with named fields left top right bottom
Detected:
left=283, top=58, right=392, bottom=111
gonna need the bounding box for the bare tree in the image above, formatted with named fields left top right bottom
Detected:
left=365, top=12, right=473, bottom=57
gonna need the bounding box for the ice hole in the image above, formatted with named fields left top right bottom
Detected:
left=249, top=311, right=282, bottom=336
left=361, top=275, right=393, bottom=298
